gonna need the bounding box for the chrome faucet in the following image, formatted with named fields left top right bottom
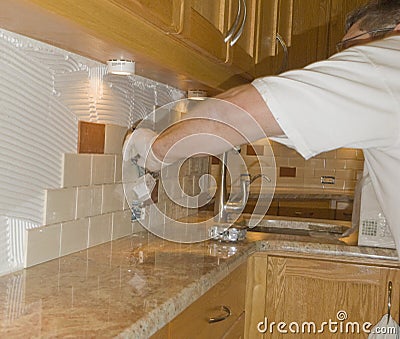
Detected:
left=213, top=148, right=271, bottom=224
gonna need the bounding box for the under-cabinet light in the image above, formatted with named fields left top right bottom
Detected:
left=107, top=59, right=135, bottom=75
left=188, top=89, right=208, bottom=101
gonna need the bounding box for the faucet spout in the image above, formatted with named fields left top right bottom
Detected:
left=213, top=149, right=272, bottom=224
left=214, top=150, right=250, bottom=223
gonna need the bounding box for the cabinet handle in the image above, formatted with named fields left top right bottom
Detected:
left=208, top=305, right=232, bottom=323
left=276, top=33, right=288, bottom=74
left=230, top=0, right=247, bottom=46
left=224, top=0, right=242, bottom=43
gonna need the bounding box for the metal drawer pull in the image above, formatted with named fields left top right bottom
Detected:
left=276, top=33, right=288, bottom=74
left=230, top=0, right=247, bottom=46
left=225, top=0, right=241, bottom=43
left=208, top=305, right=232, bottom=323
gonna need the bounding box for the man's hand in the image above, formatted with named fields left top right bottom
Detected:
left=123, top=128, right=165, bottom=172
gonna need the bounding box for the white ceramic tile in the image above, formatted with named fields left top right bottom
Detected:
left=104, top=124, right=127, bottom=154
left=102, top=183, right=124, bottom=214
left=60, top=218, right=89, bottom=256
left=92, top=185, right=103, bottom=216
left=44, top=188, right=77, bottom=224
left=76, top=186, right=103, bottom=218
left=62, top=154, right=92, bottom=187
left=115, top=155, right=122, bottom=183
left=88, top=214, right=112, bottom=247
left=91, top=155, right=115, bottom=185
left=112, top=210, right=133, bottom=240
left=25, top=224, right=61, bottom=267
left=76, top=186, right=92, bottom=219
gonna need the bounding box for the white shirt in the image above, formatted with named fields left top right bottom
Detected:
left=252, top=35, right=400, bottom=252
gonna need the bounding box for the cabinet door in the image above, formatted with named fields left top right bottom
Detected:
left=254, top=0, right=291, bottom=76
left=169, top=263, right=247, bottom=338
left=285, top=0, right=330, bottom=70
left=264, top=256, right=400, bottom=338
left=228, top=0, right=259, bottom=76
left=180, top=0, right=231, bottom=62
left=328, top=0, right=368, bottom=55
left=109, top=0, right=184, bottom=33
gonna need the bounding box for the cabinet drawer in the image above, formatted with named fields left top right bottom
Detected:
left=169, top=263, right=247, bottom=339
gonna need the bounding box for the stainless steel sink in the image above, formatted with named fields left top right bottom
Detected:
left=239, top=215, right=350, bottom=237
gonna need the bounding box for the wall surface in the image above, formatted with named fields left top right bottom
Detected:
left=0, top=28, right=185, bottom=275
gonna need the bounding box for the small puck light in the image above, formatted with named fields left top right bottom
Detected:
left=107, top=59, right=135, bottom=75
left=187, top=89, right=208, bottom=101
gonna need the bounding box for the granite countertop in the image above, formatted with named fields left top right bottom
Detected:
left=0, top=221, right=398, bottom=338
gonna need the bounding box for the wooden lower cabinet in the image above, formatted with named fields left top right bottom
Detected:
left=152, top=262, right=247, bottom=339
left=245, top=253, right=400, bottom=338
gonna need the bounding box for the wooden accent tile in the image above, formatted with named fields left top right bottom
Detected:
left=211, top=156, right=220, bottom=164
left=246, top=144, right=264, bottom=156
left=279, top=166, right=296, bottom=178
left=78, top=121, right=105, bottom=154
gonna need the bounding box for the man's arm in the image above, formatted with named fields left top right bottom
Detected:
left=152, top=84, right=283, bottom=163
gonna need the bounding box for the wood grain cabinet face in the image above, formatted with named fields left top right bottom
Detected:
left=168, top=263, right=247, bottom=339
left=328, top=0, right=368, bottom=55
left=285, top=0, right=331, bottom=70
left=245, top=254, right=400, bottom=339
left=180, top=0, right=231, bottom=62
left=108, top=0, right=184, bottom=33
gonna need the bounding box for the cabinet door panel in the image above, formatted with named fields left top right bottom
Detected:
left=229, top=0, right=257, bottom=75
left=180, top=0, right=230, bottom=62
left=328, top=0, right=368, bottom=55
left=264, top=256, right=400, bottom=338
left=109, top=0, right=184, bottom=33
left=286, top=0, right=330, bottom=70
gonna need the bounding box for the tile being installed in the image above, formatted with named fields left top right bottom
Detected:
left=62, top=154, right=92, bottom=187
left=44, top=188, right=77, bottom=224
left=91, top=155, right=115, bottom=185
left=25, top=224, right=61, bottom=267
left=60, top=219, right=89, bottom=256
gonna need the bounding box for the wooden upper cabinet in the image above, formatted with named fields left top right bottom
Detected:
left=228, top=0, right=258, bottom=76
left=109, top=0, right=184, bottom=33
left=254, top=0, right=293, bottom=77
left=328, top=0, right=367, bottom=56
left=179, top=0, right=231, bottom=62
left=229, top=0, right=290, bottom=78
left=285, top=0, right=330, bottom=70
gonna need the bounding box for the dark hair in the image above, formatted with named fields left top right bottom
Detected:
left=345, top=0, right=400, bottom=32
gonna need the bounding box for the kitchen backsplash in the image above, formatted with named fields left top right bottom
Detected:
left=0, top=28, right=192, bottom=275
left=210, top=139, right=364, bottom=194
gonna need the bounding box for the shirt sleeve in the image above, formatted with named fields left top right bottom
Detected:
left=252, top=46, right=399, bottom=159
